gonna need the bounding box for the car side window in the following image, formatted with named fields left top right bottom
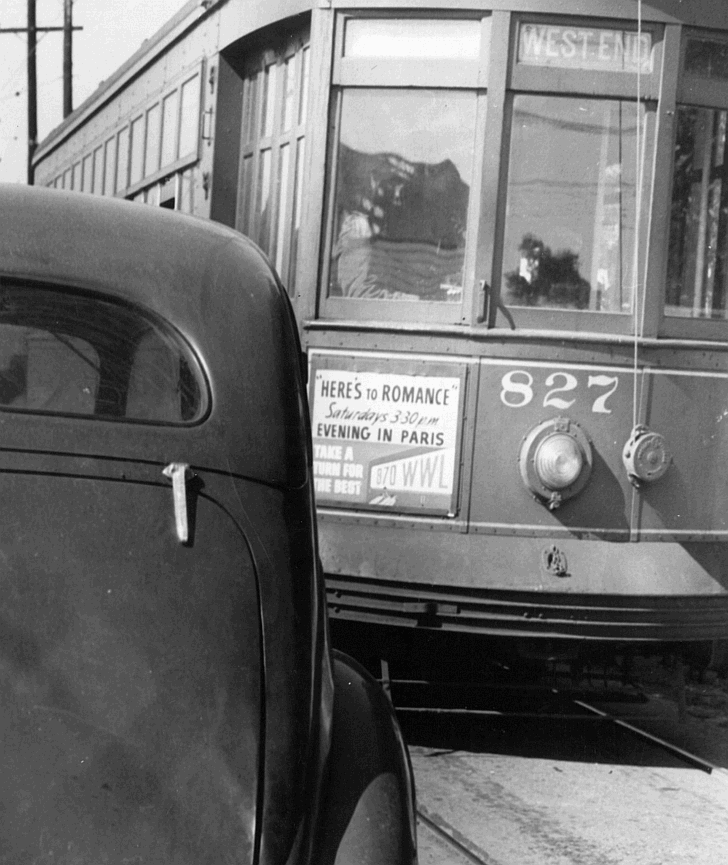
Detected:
left=0, top=282, right=205, bottom=423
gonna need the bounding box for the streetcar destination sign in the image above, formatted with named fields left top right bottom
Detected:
left=518, top=23, right=654, bottom=73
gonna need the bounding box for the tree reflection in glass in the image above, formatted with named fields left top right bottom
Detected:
left=502, top=95, right=653, bottom=314
left=328, top=89, right=476, bottom=302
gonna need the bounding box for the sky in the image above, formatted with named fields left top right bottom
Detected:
left=0, top=0, right=187, bottom=183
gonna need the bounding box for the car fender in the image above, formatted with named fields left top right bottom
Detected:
left=311, top=650, right=417, bottom=865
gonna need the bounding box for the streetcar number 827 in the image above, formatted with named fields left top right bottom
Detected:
left=500, top=371, right=619, bottom=414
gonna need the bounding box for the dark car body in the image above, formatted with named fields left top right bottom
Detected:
left=0, top=184, right=416, bottom=865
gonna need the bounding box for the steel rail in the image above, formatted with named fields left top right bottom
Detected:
left=417, top=803, right=503, bottom=865
left=398, top=706, right=634, bottom=719
left=573, top=698, right=728, bottom=782
left=408, top=687, right=728, bottom=865
left=397, top=695, right=728, bottom=779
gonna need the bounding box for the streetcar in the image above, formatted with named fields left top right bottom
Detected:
left=31, top=0, right=728, bottom=652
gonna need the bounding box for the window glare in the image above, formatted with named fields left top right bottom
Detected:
left=178, top=75, right=200, bottom=158
left=161, top=91, right=179, bottom=167
left=0, top=284, right=204, bottom=423
left=502, top=95, right=653, bottom=314
left=328, top=89, right=476, bottom=302
left=145, top=104, right=161, bottom=177
left=116, top=128, right=129, bottom=192
left=344, top=18, right=482, bottom=59
left=130, top=116, right=145, bottom=185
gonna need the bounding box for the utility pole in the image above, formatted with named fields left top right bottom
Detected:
left=0, top=3, right=82, bottom=184
left=27, top=0, right=37, bottom=184
left=63, top=0, right=73, bottom=118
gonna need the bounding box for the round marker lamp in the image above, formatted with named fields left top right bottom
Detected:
left=519, top=417, right=593, bottom=509
left=534, top=433, right=584, bottom=490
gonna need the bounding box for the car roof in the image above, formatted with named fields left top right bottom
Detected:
left=0, top=184, right=308, bottom=489
left=0, top=183, right=266, bottom=307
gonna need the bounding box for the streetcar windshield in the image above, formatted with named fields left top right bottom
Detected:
left=327, top=88, right=476, bottom=302
left=502, top=95, right=654, bottom=314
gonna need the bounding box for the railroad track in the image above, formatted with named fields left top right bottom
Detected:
left=397, top=684, right=728, bottom=778
left=417, top=803, right=503, bottom=865
left=389, top=673, right=728, bottom=773
left=571, top=696, right=728, bottom=781
left=394, top=677, right=728, bottom=864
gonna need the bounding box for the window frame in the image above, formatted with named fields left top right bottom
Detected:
left=92, top=145, right=104, bottom=195
left=82, top=154, right=93, bottom=193
left=57, top=61, right=205, bottom=203
left=0, top=279, right=209, bottom=427
left=120, top=63, right=204, bottom=199
left=129, top=113, right=146, bottom=187
left=483, top=13, right=665, bottom=337
left=235, top=25, right=311, bottom=293
left=658, top=26, right=728, bottom=339
left=318, top=10, right=492, bottom=326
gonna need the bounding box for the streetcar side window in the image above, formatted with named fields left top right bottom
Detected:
left=666, top=107, right=728, bottom=319
left=666, top=36, right=728, bottom=321
left=502, top=95, right=655, bottom=313
left=236, top=30, right=310, bottom=295
left=327, top=88, right=476, bottom=302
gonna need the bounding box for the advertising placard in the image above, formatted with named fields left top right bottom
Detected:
left=310, top=355, right=465, bottom=515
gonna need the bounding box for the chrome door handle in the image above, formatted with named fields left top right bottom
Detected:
left=162, top=462, right=192, bottom=543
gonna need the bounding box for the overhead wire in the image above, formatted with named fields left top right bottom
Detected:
left=631, top=0, right=644, bottom=430
left=0, top=16, right=64, bottom=173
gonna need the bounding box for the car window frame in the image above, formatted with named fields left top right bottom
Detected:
left=0, top=277, right=210, bottom=427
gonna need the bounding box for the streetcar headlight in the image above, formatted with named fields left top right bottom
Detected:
left=519, top=417, right=593, bottom=509
left=534, top=434, right=584, bottom=490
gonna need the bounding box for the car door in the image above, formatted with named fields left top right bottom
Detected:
left=0, top=284, right=262, bottom=865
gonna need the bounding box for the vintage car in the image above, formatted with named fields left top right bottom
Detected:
left=0, top=184, right=417, bottom=865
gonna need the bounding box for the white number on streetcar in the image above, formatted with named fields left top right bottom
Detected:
left=587, top=375, right=619, bottom=414
left=500, top=370, right=619, bottom=414
left=500, top=370, right=534, bottom=407
left=543, top=372, right=578, bottom=410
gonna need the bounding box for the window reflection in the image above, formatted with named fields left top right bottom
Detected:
left=161, top=91, right=179, bottom=167
left=343, top=18, right=482, bottom=59
left=178, top=75, right=200, bottom=158
left=328, top=89, right=475, bottom=302
left=145, top=104, right=161, bottom=177
left=130, top=115, right=145, bottom=186
left=0, top=284, right=204, bottom=423
left=666, top=106, right=728, bottom=319
left=503, top=96, right=653, bottom=313
left=116, top=128, right=129, bottom=193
